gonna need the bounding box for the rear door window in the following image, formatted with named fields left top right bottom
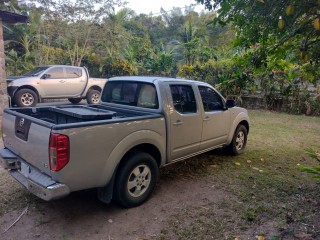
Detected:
left=170, top=85, right=197, bottom=114
left=65, top=67, right=82, bottom=78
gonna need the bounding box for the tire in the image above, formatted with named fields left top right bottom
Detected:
left=86, top=90, right=100, bottom=104
left=227, top=124, right=248, bottom=155
left=113, top=151, right=159, bottom=208
left=68, top=98, right=82, bottom=104
left=14, top=89, right=38, bottom=107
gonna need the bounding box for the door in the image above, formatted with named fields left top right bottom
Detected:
left=40, top=67, right=67, bottom=97
left=198, top=86, right=230, bottom=150
left=64, top=67, right=87, bottom=97
left=169, top=84, right=203, bottom=161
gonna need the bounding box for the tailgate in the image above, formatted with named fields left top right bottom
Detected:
left=2, top=111, right=52, bottom=176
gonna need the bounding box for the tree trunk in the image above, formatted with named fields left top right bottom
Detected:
left=0, top=18, right=9, bottom=113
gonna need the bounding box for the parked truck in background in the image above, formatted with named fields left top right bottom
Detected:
left=6, top=65, right=106, bottom=107
left=0, top=76, right=250, bottom=208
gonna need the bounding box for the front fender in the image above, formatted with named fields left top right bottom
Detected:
left=226, top=111, right=250, bottom=145
left=8, top=78, right=41, bottom=98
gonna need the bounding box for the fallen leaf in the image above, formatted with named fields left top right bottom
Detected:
left=257, top=0, right=264, bottom=3
left=108, top=219, right=113, bottom=223
left=234, top=237, right=241, bottom=240
left=235, top=162, right=241, bottom=166
left=294, top=232, right=313, bottom=239
left=247, top=160, right=252, bottom=163
left=210, top=164, right=218, bottom=168
left=252, top=167, right=260, bottom=171
left=258, top=236, right=265, bottom=240
left=260, top=158, right=264, bottom=162
left=259, top=170, right=263, bottom=173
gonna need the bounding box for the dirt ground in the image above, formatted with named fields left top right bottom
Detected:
left=0, top=165, right=232, bottom=240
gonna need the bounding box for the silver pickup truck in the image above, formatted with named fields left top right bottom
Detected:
left=0, top=76, right=250, bottom=208
left=6, top=65, right=106, bottom=107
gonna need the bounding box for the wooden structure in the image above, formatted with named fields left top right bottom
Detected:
left=0, top=10, right=28, bottom=111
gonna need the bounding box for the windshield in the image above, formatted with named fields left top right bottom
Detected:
left=23, top=66, right=50, bottom=76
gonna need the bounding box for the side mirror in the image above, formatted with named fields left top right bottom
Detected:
left=41, top=74, right=51, bottom=79
left=225, top=99, right=235, bottom=109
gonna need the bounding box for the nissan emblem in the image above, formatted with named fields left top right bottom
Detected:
left=19, top=118, right=25, bottom=127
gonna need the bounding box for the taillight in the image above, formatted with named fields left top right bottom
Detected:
left=49, top=133, right=69, bottom=171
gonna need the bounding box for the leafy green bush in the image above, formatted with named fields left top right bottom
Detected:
left=301, top=149, right=320, bottom=179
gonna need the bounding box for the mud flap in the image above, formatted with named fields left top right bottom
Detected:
left=97, top=167, right=117, bottom=204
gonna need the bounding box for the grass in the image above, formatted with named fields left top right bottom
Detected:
left=0, top=169, right=38, bottom=216
left=159, top=110, right=320, bottom=240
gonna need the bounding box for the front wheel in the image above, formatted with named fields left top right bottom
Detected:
left=14, top=89, right=38, bottom=107
left=68, top=98, right=82, bottom=104
left=113, top=151, right=159, bottom=208
left=227, top=125, right=248, bottom=155
left=86, top=90, right=100, bottom=104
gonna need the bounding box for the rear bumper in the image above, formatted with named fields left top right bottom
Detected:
left=0, top=148, right=70, bottom=201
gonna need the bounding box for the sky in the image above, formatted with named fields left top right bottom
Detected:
left=122, top=0, right=206, bottom=15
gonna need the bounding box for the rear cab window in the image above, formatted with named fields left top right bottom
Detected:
left=101, top=81, right=159, bottom=109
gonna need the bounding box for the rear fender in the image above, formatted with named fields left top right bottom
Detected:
left=98, top=130, right=165, bottom=186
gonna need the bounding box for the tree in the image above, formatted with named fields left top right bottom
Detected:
left=196, top=0, right=320, bottom=64
left=28, top=0, right=125, bottom=66
left=102, top=8, right=135, bottom=58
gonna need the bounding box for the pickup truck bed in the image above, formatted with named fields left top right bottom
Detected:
left=10, top=105, right=141, bottom=124
left=1, top=104, right=165, bottom=202
left=6, top=104, right=160, bottom=128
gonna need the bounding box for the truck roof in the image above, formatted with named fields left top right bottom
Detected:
left=108, top=76, right=210, bottom=85
left=43, top=65, right=83, bottom=68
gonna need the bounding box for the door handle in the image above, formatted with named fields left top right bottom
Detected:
left=173, top=120, right=183, bottom=126
left=204, top=116, right=211, bottom=121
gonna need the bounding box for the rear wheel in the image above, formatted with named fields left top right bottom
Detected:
left=14, top=89, right=38, bottom=107
left=113, top=151, right=159, bottom=208
left=86, top=90, right=100, bottom=104
left=68, top=98, right=82, bottom=104
left=227, top=125, right=248, bottom=155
